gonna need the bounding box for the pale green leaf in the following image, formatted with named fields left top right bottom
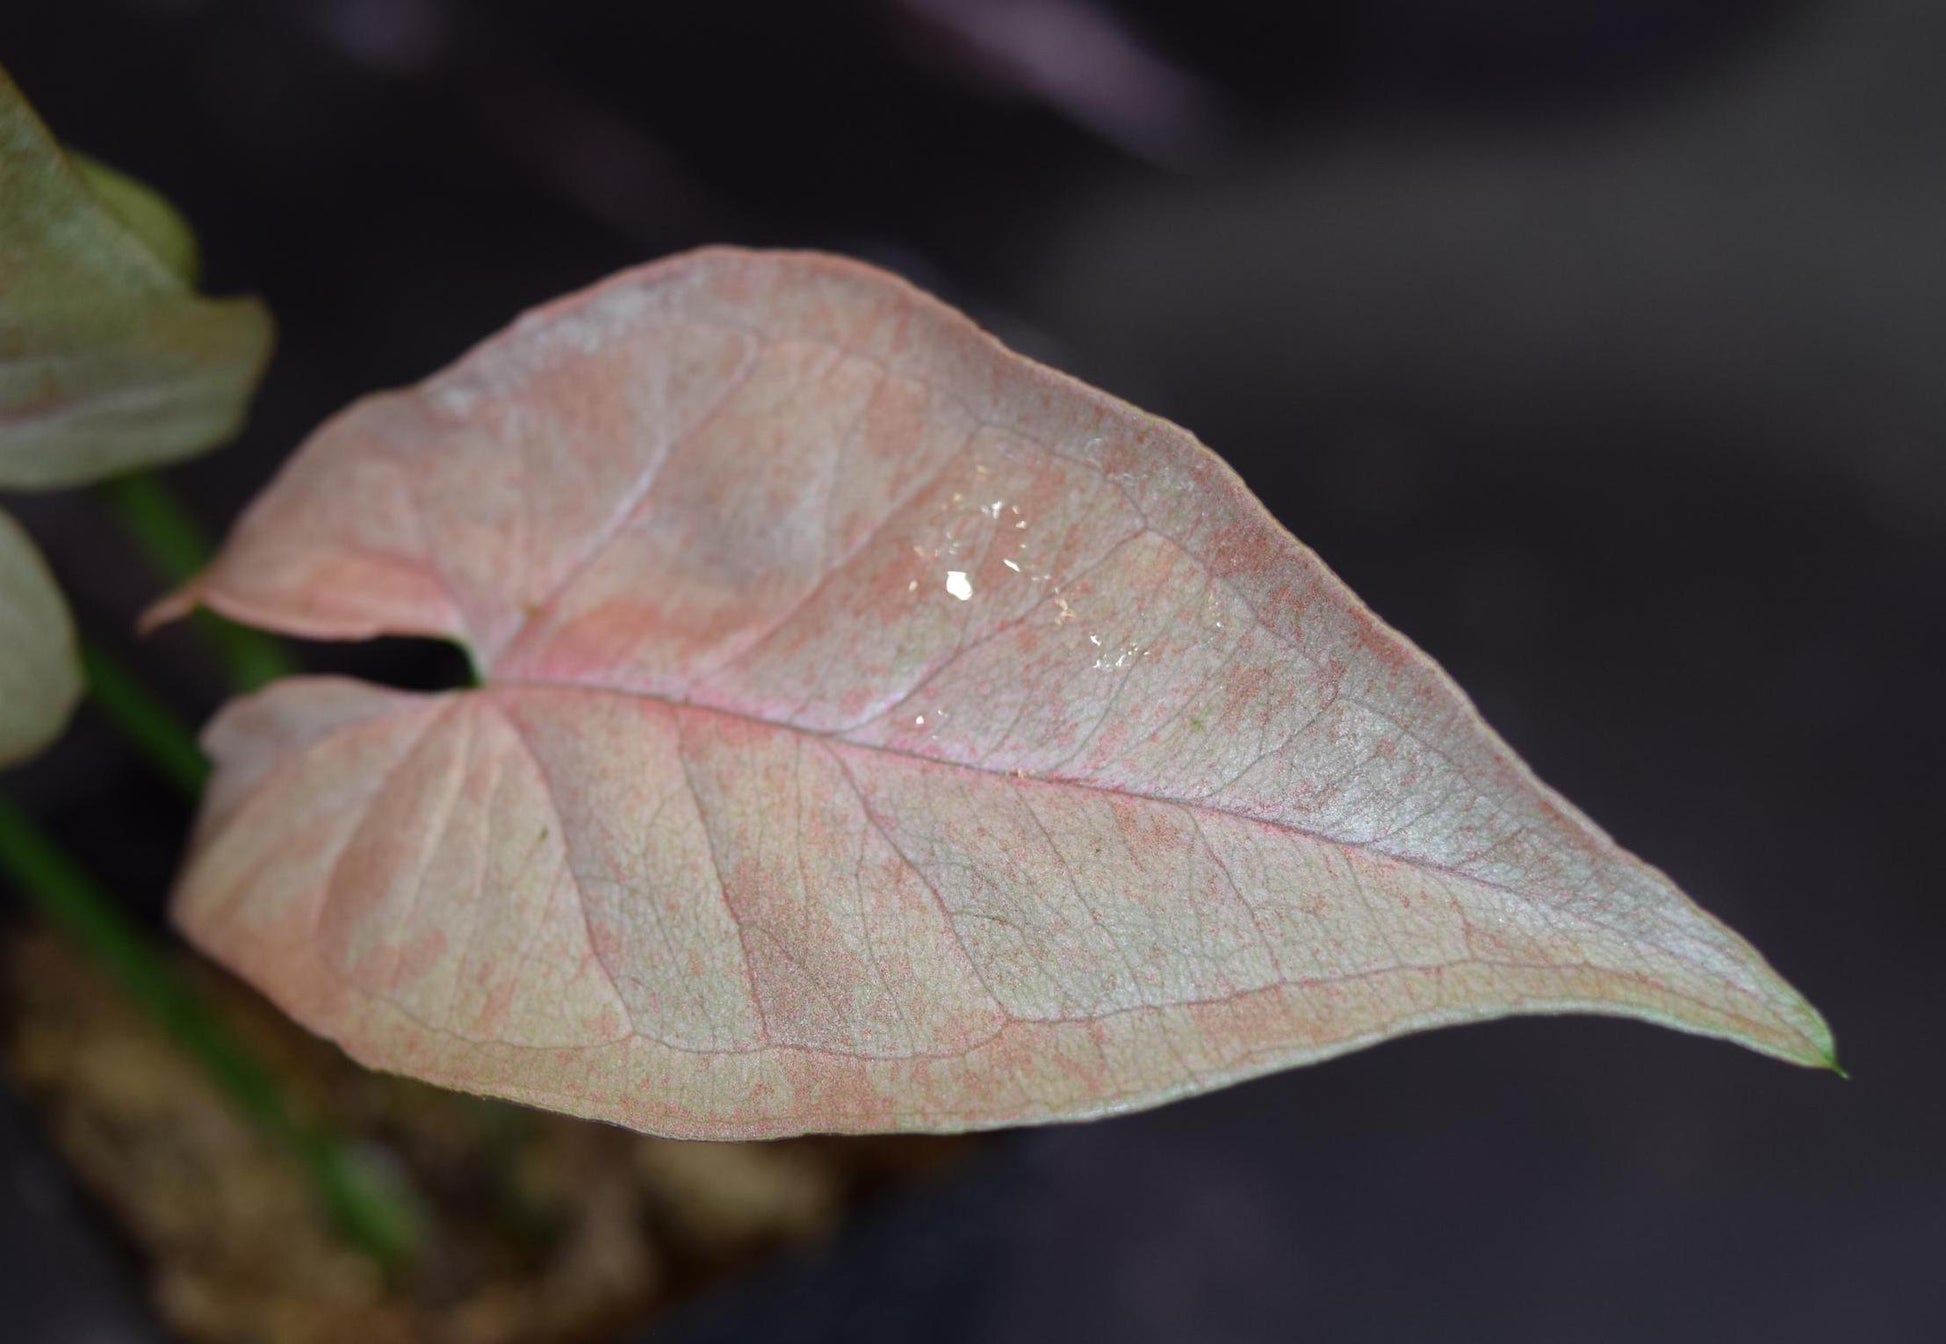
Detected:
left=0, top=506, right=79, bottom=767
left=0, top=64, right=271, bottom=490
left=68, top=149, right=201, bottom=285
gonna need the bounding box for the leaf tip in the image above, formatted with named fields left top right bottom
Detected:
left=1815, top=1032, right=1847, bottom=1079
left=138, top=584, right=198, bottom=635
left=1777, top=997, right=1841, bottom=1076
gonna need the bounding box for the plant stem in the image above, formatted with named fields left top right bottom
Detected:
left=100, top=470, right=298, bottom=691
left=79, top=640, right=209, bottom=797
left=0, top=792, right=421, bottom=1266
left=78, top=470, right=425, bottom=1261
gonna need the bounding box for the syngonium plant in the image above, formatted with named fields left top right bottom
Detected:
left=0, top=64, right=1832, bottom=1147
left=0, top=67, right=437, bottom=1262
left=151, top=249, right=1835, bottom=1138
left=0, top=63, right=271, bottom=768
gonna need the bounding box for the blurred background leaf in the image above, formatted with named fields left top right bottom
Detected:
left=0, top=63, right=271, bottom=491
left=0, top=508, right=77, bottom=767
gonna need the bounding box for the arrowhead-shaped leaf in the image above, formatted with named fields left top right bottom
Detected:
left=0, top=506, right=79, bottom=767
left=0, top=64, right=272, bottom=489
left=161, top=249, right=1832, bottom=1138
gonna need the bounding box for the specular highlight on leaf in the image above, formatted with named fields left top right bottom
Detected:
left=159, top=248, right=1832, bottom=1138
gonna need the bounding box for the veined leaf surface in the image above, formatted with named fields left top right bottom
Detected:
left=0, top=64, right=271, bottom=489
left=0, top=507, right=78, bottom=766
left=162, top=248, right=1831, bottom=1138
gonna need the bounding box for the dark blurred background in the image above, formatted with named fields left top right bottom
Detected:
left=2, top=1, right=1941, bottom=1340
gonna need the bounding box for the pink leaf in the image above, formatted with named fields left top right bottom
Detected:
left=161, top=248, right=1832, bottom=1138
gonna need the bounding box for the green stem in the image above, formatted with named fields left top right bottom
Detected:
left=100, top=471, right=298, bottom=691
left=79, top=640, right=209, bottom=797
left=0, top=792, right=420, bottom=1266
left=80, top=473, right=425, bottom=1259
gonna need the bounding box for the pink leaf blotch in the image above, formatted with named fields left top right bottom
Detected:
left=160, top=248, right=1833, bottom=1138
